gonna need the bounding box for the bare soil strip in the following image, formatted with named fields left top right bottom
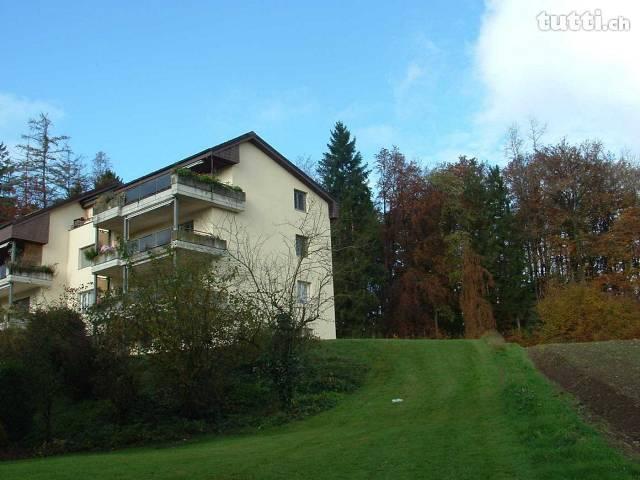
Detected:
left=529, top=343, right=640, bottom=454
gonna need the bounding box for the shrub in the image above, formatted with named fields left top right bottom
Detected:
left=8, top=262, right=55, bottom=275
left=0, top=326, right=26, bottom=362
left=23, top=306, right=95, bottom=441
left=83, top=246, right=99, bottom=261
left=0, top=361, right=34, bottom=442
left=174, top=168, right=244, bottom=193
left=263, top=313, right=315, bottom=409
left=91, top=253, right=262, bottom=420
left=536, top=283, right=640, bottom=343
left=0, top=421, right=8, bottom=449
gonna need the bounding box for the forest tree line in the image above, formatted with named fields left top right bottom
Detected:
left=2, top=114, right=639, bottom=343
left=0, top=113, right=120, bottom=224
left=316, top=122, right=640, bottom=342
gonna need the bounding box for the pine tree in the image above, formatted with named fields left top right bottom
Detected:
left=318, top=122, right=383, bottom=336
left=0, top=142, right=18, bottom=223
left=91, top=151, right=113, bottom=188
left=483, top=166, right=533, bottom=332
left=94, top=169, right=122, bottom=189
left=16, top=113, right=69, bottom=208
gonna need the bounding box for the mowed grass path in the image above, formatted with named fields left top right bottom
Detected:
left=2, top=340, right=639, bottom=479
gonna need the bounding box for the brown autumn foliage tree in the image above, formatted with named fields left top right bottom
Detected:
left=537, top=282, right=640, bottom=343
left=460, top=248, right=496, bottom=338
left=505, top=136, right=640, bottom=298
left=376, top=149, right=505, bottom=338
left=376, top=147, right=456, bottom=337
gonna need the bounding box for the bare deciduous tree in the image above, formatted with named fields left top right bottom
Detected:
left=17, top=113, right=70, bottom=208
left=209, top=200, right=334, bottom=406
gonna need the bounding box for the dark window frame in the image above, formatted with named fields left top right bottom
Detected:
left=295, top=234, right=309, bottom=257
left=294, top=189, right=307, bottom=212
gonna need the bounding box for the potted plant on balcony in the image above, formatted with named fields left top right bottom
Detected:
left=83, top=247, right=100, bottom=262
left=8, top=262, right=55, bottom=276
left=173, top=168, right=244, bottom=194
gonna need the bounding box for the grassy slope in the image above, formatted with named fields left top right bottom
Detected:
left=2, top=340, right=638, bottom=480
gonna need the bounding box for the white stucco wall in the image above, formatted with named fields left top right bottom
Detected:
left=37, top=203, right=94, bottom=306
left=192, top=142, right=336, bottom=339
left=2, top=140, right=337, bottom=339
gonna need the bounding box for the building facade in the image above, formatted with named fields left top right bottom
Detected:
left=0, top=132, right=337, bottom=339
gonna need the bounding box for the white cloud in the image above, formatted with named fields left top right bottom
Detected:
left=0, top=93, right=64, bottom=149
left=473, top=0, right=640, bottom=155
left=395, top=62, right=426, bottom=98
left=391, top=39, right=442, bottom=121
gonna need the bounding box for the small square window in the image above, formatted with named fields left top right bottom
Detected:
left=296, top=280, right=311, bottom=304
left=294, top=189, right=307, bottom=211
left=295, top=235, right=309, bottom=257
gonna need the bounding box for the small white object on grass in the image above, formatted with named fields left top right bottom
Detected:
left=391, top=398, right=403, bottom=403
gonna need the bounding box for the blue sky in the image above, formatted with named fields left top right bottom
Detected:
left=1, top=0, right=638, bottom=182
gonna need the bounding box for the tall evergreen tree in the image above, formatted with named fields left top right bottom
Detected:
left=0, top=142, right=18, bottom=223
left=91, top=151, right=112, bottom=188
left=94, top=169, right=122, bottom=189
left=483, top=166, right=533, bottom=332
left=318, top=122, right=383, bottom=336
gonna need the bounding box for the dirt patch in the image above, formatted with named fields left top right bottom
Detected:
left=529, top=343, right=640, bottom=454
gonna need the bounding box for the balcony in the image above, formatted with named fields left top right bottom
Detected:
left=93, top=172, right=246, bottom=230
left=91, top=228, right=226, bottom=276
left=0, top=262, right=54, bottom=299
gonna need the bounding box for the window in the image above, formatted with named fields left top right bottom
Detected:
left=79, top=289, right=95, bottom=313
left=295, top=235, right=309, bottom=257
left=294, top=189, right=307, bottom=211
left=296, top=280, right=311, bottom=304
left=179, top=220, right=194, bottom=232
left=79, top=245, right=95, bottom=269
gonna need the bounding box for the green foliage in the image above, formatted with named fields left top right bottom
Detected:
left=83, top=247, right=99, bottom=261
left=262, top=312, right=313, bottom=408
left=174, top=168, right=244, bottom=193
left=2, top=340, right=637, bottom=479
left=22, top=306, right=94, bottom=441
left=90, top=254, right=262, bottom=420
left=94, top=169, right=122, bottom=189
left=7, top=262, right=55, bottom=275
left=0, top=142, right=17, bottom=223
left=0, top=362, right=34, bottom=442
left=318, top=122, right=384, bottom=336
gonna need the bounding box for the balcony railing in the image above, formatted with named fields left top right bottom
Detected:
left=0, top=262, right=55, bottom=281
left=174, top=174, right=246, bottom=202
left=92, top=229, right=226, bottom=266
left=127, top=228, right=173, bottom=255
left=93, top=192, right=125, bottom=215
left=125, top=173, right=173, bottom=206
left=174, top=229, right=227, bottom=250
left=93, top=172, right=245, bottom=216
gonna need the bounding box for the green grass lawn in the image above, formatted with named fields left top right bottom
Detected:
left=2, top=339, right=638, bottom=479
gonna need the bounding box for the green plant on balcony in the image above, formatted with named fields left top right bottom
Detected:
left=116, top=238, right=130, bottom=260
left=174, top=168, right=244, bottom=193
left=94, top=191, right=124, bottom=213
left=83, top=247, right=100, bottom=262
left=8, top=262, right=55, bottom=276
